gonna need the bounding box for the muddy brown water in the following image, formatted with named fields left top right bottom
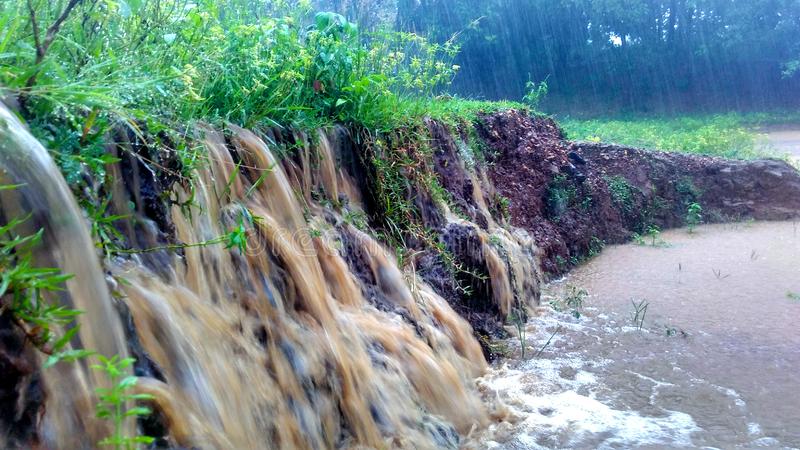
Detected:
left=759, top=127, right=800, bottom=162
left=474, top=221, right=800, bottom=449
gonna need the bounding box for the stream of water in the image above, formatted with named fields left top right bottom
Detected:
left=473, top=221, right=800, bottom=449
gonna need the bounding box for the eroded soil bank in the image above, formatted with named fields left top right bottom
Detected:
left=4, top=106, right=800, bottom=448
left=478, top=110, right=800, bottom=276
left=471, top=221, right=800, bottom=449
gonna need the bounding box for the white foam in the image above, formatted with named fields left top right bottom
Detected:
left=477, top=309, right=701, bottom=449
left=484, top=390, right=699, bottom=449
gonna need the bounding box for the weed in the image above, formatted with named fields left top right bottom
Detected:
left=587, top=236, right=605, bottom=258
left=0, top=200, right=91, bottom=364
left=546, top=174, right=578, bottom=219
left=534, top=325, right=561, bottom=358
left=507, top=307, right=528, bottom=359
left=112, top=212, right=251, bottom=256
left=395, top=246, right=408, bottom=268
left=0, top=192, right=150, bottom=447
left=631, top=299, right=649, bottom=330
left=522, top=79, right=548, bottom=109
left=495, top=194, right=511, bottom=221
left=343, top=209, right=369, bottom=231
left=550, top=285, right=587, bottom=319
left=633, top=225, right=668, bottom=247
left=488, top=234, right=503, bottom=247
left=665, top=326, right=688, bottom=338
left=605, top=175, right=635, bottom=212
left=712, top=268, right=730, bottom=280
left=555, top=254, right=568, bottom=271
left=786, top=291, right=800, bottom=301
left=676, top=178, right=702, bottom=205
left=685, top=202, right=703, bottom=233
left=92, top=355, right=155, bottom=449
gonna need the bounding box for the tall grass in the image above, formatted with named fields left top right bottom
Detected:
left=0, top=1, right=469, bottom=181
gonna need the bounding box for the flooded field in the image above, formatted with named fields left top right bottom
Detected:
left=760, top=127, right=800, bottom=163
left=473, top=221, right=800, bottom=449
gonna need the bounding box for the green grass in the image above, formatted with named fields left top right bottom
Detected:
left=559, top=112, right=799, bottom=159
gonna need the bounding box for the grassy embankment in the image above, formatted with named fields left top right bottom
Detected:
left=0, top=0, right=531, bottom=251
left=560, top=112, right=800, bottom=160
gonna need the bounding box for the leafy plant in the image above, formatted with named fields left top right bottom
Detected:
left=550, top=285, right=587, bottom=319
left=676, top=178, right=702, bottom=205
left=0, top=200, right=92, bottom=366
left=632, top=225, right=668, bottom=247
left=587, top=236, right=604, bottom=258
left=92, top=355, right=155, bottom=450
left=605, top=175, right=634, bottom=212
left=495, top=194, right=511, bottom=221
left=522, top=79, right=548, bottom=109
left=546, top=174, right=578, bottom=219
left=686, top=202, right=703, bottom=233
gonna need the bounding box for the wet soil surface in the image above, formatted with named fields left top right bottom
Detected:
left=473, top=221, right=800, bottom=449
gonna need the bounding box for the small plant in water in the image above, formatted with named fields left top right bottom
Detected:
left=631, top=298, right=649, bottom=330
left=712, top=268, right=730, bottom=280
left=507, top=307, right=528, bottom=359
left=550, top=285, right=588, bottom=319
left=665, top=325, right=688, bottom=338
left=534, top=325, right=561, bottom=358
left=685, top=202, right=703, bottom=233
left=587, top=236, right=605, bottom=258
left=633, top=225, right=668, bottom=247
left=786, top=291, right=800, bottom=301
left=92, top=355, right=155, bottom=449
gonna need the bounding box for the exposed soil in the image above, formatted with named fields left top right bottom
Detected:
left=478, top=110, right=800, bottom=275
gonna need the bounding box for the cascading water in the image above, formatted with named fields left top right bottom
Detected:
left=7, top=99, right=794, bottom=449
left=0, top=103, right=544, bottom=449
left=0, top=105, right=129, bottom=448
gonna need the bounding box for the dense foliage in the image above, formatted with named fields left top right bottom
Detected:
left=395, top=0, right=800, bottom=113
left=0, top=0, right=468, bottom=179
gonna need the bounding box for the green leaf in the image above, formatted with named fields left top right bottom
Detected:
left=117, top=375, right=139, bottom=390
left=128, top=393, right=155, bottom=401
left=124, top=406, right=152, bottom=417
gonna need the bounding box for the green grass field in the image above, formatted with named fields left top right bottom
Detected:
left=559, top=112, right=800, bottom=160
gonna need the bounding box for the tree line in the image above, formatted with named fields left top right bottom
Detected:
left=333, top=0, right=800, bottom=113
